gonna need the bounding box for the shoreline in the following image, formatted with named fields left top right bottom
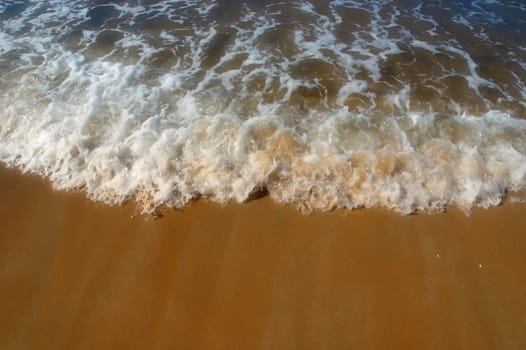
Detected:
left=1, top=165, right=526, bottom=349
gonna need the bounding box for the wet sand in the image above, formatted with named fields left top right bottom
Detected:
left=0, top=165, right=525, bottom=349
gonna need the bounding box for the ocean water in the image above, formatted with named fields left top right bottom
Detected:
left=0, top=0, right=525, bottom=214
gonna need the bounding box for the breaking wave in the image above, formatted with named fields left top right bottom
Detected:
left=1, top=0, right=525, bottom=213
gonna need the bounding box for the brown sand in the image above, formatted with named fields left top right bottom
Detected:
left=0, top=165, right=525, bottom=349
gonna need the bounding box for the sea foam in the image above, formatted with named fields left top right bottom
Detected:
left=1, top=0, right=525, bottom=214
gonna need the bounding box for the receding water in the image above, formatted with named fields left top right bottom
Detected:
left=0, top=0, right=525, bottom=213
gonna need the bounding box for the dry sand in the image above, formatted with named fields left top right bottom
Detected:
left=0, top=165, right=525, bottom=349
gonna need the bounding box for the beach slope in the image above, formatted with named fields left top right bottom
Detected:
left=0, top=165, right=525, bottom=349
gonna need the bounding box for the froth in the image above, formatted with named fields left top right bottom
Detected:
left=1, top=0, right=525, bottom=214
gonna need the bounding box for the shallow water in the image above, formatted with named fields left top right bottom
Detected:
left=0, top=0, right=525, bottom=213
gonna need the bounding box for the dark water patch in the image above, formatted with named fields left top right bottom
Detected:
left=210, top=0, right=244, bottom=24
left=257, top=29, right=296, bottom=56
left=87, top=30, right=124, bottom=56
left=135, top=13, right=174, bottom=34
left=88, top=0, right=130, bottom=6
left=1, top=2, right=29, bottom=17
left=97, top=29, right=123, bottom=46
left=148, top=48, right=178, bottom=68
left=87, top=5, right=120, bottom=27
left=201, top=31, right=236, bottom=69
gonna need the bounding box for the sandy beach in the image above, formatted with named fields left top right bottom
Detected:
left=0, top=165, right=525, bottom=349
left=2, top=1, right=526, bottom=349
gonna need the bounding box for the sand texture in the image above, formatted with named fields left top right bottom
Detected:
left=0, top=165, right=526, bottom=349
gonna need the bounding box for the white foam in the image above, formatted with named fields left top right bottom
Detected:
left=1, top=0, right=525, bottom=214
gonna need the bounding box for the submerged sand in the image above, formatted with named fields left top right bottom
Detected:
left=0, top=165, right=525, bottom=349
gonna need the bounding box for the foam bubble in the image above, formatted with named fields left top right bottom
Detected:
left=1, top=0, right=525, bottom=214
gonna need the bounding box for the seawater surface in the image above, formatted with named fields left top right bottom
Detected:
left=1, top=0, right=525, bottom=213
